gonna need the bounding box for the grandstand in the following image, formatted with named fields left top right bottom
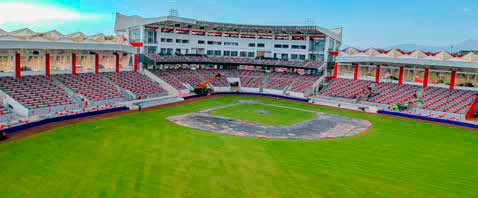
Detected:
left=101, top=71, right=166, bottom=99
left=314, top=49, right=478, bottom=121
left=0, top=28, right=182, bottom=128
left=55, top=73, right=128, bottom=106
left=148, top=68, right=319, bottom=97
left=0, top=75, right=77, bottom=108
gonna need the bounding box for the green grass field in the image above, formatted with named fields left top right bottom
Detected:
left=0, top=96, right=477, bottom=198
left=209, top=103, right=316, bottom=126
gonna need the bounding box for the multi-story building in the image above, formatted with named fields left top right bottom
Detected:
left=114, top=13, right=342, bottom=63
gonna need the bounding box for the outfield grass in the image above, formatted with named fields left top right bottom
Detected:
left=209, top=103, right=316, bottom=126
left=0, top=96, right=477, bottom=198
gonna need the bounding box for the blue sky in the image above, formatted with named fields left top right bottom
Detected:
left=0, top=0, right=477, bottom=48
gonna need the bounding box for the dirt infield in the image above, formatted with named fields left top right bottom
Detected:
left=1, top=94, right=474, bottom=144
left=168, top=101, right=372, bottom=140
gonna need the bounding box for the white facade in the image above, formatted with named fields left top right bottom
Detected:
left=114, top=13, right=342, bottom=62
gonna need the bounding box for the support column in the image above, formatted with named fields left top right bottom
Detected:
left=134, top=54, right=139, bottom=72
left=95, top=53, right=99, bottom=74
left=15, top=52, right=21, bottom=78
left=450, top=70, right=456, bottom=90
left=423, top=68, right=429, bottom=88
left=398, top=66, right=404, bottom=85
left=115, top=53, right=120, bottom=73
left=45, top=53, right=50, bottom=77
left=353, top=63, right=359, bottom=81
left=72, top=53, right=76, bottom=75
left=333, top=62, right=338, bottom=79
left=375, top=65, right=381, bottom=84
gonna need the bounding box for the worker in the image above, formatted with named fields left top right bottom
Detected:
left=392, top=103, right=399, bottom=111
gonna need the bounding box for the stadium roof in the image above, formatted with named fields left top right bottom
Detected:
left=337, top=48, right=478, bottom=69
left=114, top=13, right=343, bottom=41
left=0, top=28, right=136, bottom=53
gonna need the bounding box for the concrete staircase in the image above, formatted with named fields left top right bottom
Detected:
left=144, top=69, right=180, bottom=96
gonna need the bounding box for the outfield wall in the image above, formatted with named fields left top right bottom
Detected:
left=183, top=92, right=309, bottom=103
left=2, top=107, right=129, bottom=135
left=378, top=110, right=478, bottom=129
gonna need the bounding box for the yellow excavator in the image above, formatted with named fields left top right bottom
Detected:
left=193, top=73, right=222, bottom=94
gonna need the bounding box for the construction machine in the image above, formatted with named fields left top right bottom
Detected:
left=193, top=73, right=222, bottom=94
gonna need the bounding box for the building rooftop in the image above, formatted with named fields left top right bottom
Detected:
left=114, top=13, right=342, bottom=41
left=0, top=28, right=135, bottom=53
left=338, top=48, right=478, bottom=70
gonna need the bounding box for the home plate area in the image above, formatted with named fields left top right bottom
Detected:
left=167, top=101, right=372, bottom=140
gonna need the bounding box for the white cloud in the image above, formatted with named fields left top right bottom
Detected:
left=0, top=3, right=97, bottom=25
left=463, top=8, right=472, bottom=12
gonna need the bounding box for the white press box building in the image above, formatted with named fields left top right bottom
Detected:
left=114, top=13, right=342, bottom=63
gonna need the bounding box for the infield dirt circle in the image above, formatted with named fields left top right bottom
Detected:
left=168, top=100, right=371, bottom=140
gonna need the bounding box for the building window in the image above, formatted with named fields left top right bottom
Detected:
left=128, top=28, right=141, bottom=42
left=231, top=51, right=238, bottom=56
left=291, top=54, right=298, bottom=60
left=248, top=52, right=255, bottom=57
left=198, top=40, right=205, bottom=44
left=207, top=41, right=222, bottom=45
left=224, top=51, right=231, bottom=56
left=310, top=39, right=326, bottom=52
left=175, top=39, right=189, bottom=44
left=292, top=45, right=306, bottom=50
left=281, top=54, right=289, bottom=60
left=258, top=36, right=272, bottom=40
left=225, top=42, right=239, bottom=46
left=207, top=50, right=214, bottom=55
left=144, top=29, right=157, bottom=44
left=146, top=46, right=157, bottom=54
left=248, top=43, right=256, bottom=47
left=161, top=38, right=173, bottom=43
left=299, top=55, right=306, bottom=60
left=257, top=43, right=265, bottom=48
left=214, top=50, right=222, bottom=56
left=274, top=44, right=289, bottom=49
left=240, top=51, right=247, bottom=57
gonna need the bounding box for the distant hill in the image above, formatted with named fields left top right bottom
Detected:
left=343, top=39, right=478, bottom=52
left=385, top=39, right=478, bottom=52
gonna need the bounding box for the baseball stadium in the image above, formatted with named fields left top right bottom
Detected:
left=1, top=2, right=478, bottom=198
